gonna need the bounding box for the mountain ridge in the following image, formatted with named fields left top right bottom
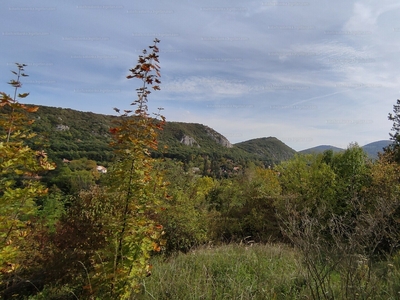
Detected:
left=300, top=140, right=392, bottom=159
left=24, top=104, right=390, bottom=166
left=26, top=105, right=296, bottom=176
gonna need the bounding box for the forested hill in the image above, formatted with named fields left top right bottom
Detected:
left=30, top=105, right=116, bottom=163
left=299, top=140, right=392, bottom=159
left=28, top=105, right=296, bottom=174
left=235, top=137, right=297, bottom=162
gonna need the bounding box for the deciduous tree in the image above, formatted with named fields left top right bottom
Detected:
left=89, top=39, right=167, bottom=299
left=0, top=63, right=55, bottom=296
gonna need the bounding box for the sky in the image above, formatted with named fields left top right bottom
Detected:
left=1, top=0, right=400, bottom=151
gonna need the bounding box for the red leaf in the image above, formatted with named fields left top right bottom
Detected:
left=109, top=127, right=119, bottom=134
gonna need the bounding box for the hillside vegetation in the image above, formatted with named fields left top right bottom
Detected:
left=235, top=137, right=296, bottom=162
left=29, top=105, right=296, bottom=176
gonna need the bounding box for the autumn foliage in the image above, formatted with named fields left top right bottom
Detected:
left=0, top=41, right=167, bottom=299
left=89, top=38, right=167, bottom=298
left=0, top=63, right=55, bottom=296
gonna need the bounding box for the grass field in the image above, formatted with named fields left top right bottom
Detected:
left=135, top=243, right=307, bottom=300
left=134, top=243, right=400, bottom=300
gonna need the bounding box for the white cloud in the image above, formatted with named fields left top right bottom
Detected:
left=162, top=76, right=249, bottom=98
left=344, top=1, right=400, bottom=32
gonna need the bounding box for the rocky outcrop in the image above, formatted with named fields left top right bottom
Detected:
left=205, top=126, right=232, bottom=148
left=180, top=135, right=200, bottom=147
left=56, top=124, right=70, bottom=131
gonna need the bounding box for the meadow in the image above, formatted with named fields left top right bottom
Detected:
left=136, top=243, right=400, bottom=300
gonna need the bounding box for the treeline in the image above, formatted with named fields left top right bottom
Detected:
left=43, top=143, right=400, bottom=255
left=156, top=144, right=400, bottom=299
left=159, top=144, right=400, bottom=249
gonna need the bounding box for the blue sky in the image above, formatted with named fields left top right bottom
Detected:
left=1, top=0, right=399, bottom=151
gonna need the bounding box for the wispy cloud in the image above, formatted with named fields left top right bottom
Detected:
left=0, top=0, right=398, bottom=150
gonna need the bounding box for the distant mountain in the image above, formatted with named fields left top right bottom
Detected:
left=27, top=105, right=393, bottom=168
left=299, top=145, right=344, bottom=155
left=26, top=105, right=294, bottom=175
left=361, top=140, right=392, bottom=159
left=235, top=137, right=296, bottom=164
left=159, top=122, right=233, bottom=152
left=299, top=141, right=392, bottom=159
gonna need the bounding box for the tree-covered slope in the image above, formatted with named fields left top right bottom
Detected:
left=28, top=105, right=295, bottom=171
left=31, top=105, right=116, bottom=162
left=299, top=145, right=345, bottom=155
left=300, top=141, right=392, bottom=159
left=235, top=137, right=297, bottom=164
left=361, top=140, right=392, bottom=159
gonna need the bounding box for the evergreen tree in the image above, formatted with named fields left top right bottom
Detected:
left=386, top=99, right=400, bottom=161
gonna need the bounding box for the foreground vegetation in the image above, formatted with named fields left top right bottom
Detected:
left=136, top=243, right=400, bottom=300
left=1, top=41, right=166, bottom=299
left=3, top=41, right=400, bottom=299
left=137, top=243, right=303, bottom=300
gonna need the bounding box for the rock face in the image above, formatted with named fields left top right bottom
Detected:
left=180, top=135, right=200, bottom=147
left=56, top=124, right=70, bottom=131
left=205, top=126, right=232, bottom=148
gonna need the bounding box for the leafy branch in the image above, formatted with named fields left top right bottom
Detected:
left=93, top=39, right=167, bottom=299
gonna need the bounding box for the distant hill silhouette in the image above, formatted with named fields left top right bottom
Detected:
left=299, top=145, right=344, bottom=155
left=300, top=140, right=392, bottom=159
left=361, top=140, right=392, bottom=159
